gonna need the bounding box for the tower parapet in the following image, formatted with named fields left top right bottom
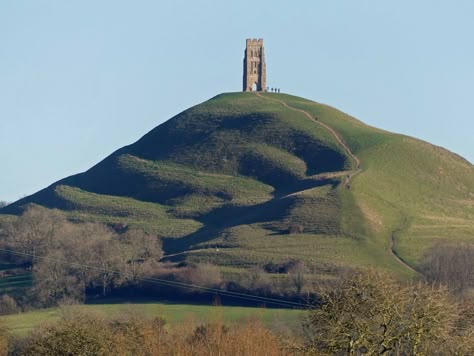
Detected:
left=243, top=38, right=266, bottom=92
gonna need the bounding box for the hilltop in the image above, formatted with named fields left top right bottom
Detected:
left=2, top=92, right=473, bottom=278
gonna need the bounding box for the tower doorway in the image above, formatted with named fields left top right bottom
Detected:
left=252, top=82, right=258, bottom=92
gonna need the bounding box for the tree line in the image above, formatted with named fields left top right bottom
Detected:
left=0, top=206, right=313, bottom=309
left=0, top=206, right=163, bottom=307
left=0, top=269, right=472, bottom=355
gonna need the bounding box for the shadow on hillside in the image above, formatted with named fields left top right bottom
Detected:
left=163, top=178, right=340, bottom=254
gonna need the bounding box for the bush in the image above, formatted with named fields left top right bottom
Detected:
left=177, top=263, right=222, bottom=290
left=420, top=241, right=474, bottom=295
left=179, top=320, right=284, bottom=355
left=18, top=312, right=285, bottom=355
left=263, top=259, right=304, bottom=274
left=0, top=295, right=18, bottom=315
left=110, top=315, right=167, bottom=355
left=240, top=266, right=273, bottom=295
left=21, top=312, right=115, bottom=356
left=108, top=222, right=128, bottom=234
left=303, top=269, right=471, bottom=355
left=288, top=224, right=304, bottom=234
left=0, top=321, right=11, bottom=356
left=288, top=261, right=306, bottom=295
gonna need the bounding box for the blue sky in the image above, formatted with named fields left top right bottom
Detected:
left=1, top=0, right=473, bottom=202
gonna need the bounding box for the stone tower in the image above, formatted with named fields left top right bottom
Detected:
left=243, top=38, right=266, bottom=92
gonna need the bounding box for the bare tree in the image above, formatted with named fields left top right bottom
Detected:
left=3, top=206, right=66, bottom=268
left=243, top=266, right=271, bottom=294
left=0, top=295, right=18, bottom=315
left=288, top=260, right=306, bottom=295
left=115, top=229, right=163, bottom=286
left=420, top=241, right=474, bottom=294
left=178, top=263, right=222, bottom=290
left=30, top=249, right=83, bottom=306
left=28, top=221, right=128, bottom=305
left=90, top=236, right=123, bottom=296
left=58, top=223, right=120, bottom=299
left=305, top=269, right=459, bottom=355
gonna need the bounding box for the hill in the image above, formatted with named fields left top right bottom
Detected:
left=2, top=92, right=473, bottom=278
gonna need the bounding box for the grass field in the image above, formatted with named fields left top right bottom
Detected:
left=0, top=264, right=32, bottom=300
left=0, top=302, right=304, bottom=336
left=0, top=273, right=32, bottom=296
left=262, top=93, right=474, bottom=270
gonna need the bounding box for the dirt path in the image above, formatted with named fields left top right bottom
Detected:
left=256, top=93, right=420, bottom=275
left=256, top=93, right=361, bottom=185
left=389, top=221, right=421, bottom=276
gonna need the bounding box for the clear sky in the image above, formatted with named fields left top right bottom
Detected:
left=1, top=1, right=473, bottom=203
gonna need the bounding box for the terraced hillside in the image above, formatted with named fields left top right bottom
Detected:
left=2, top=93, right=473, bottom=278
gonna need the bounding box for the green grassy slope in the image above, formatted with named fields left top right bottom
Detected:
left=276, top=93, right=474, bottom=266
left=1, top=92, right=473, bottom=278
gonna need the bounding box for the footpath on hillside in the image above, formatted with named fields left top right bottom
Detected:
left=255, top=93, right=361, bottom=187
left=256, top=93, right=419, bottom=276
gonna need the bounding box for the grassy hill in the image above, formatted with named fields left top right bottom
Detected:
left=2, top=92, right=473, bottom=279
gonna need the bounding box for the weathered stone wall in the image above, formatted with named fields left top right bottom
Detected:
left=243, top=38, right=266, bottom=92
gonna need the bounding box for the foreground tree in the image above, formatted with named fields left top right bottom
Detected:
left=0, top=321, right=11, bottom=356
left=20, top=311, right=115, bottom=355
left=304, top=269, right=464, bottom=355
left=20, top=311, right=284, bottom=355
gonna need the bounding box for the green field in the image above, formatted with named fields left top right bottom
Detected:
left=1, top=92, right=473, bottom=280
left=0, top=302, right=304, bottom=336
left=0, top=263, right=32, bottom=301
left=0, top=273, right=32, bottom=295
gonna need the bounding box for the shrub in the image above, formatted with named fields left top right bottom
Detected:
left=21, top=312, right=115, bottom=355
left=108, top=222, right=128, bottom=234
left=263, top=259, right=304, bottom=274
left=178, top=263, right=222, bottom=290
left=288, top=224, right=304, bottom=234
left=0, top=321, right=11, bottom=356
left=0, top=295, right=18, bottom=315
left=18, top=313, right=285, bottom=355
left=420, top=241, right=474, bottom=295
left=288, top=261, right=306, bottom=295
left=183, top=320, right=284, bottom=356
left=110, top=315, right=167, bottom=355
